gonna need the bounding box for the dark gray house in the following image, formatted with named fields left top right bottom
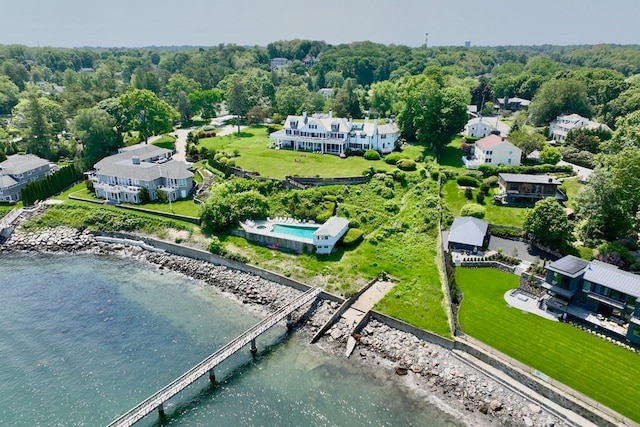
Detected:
left=543, top=255, right=640, bottom=345
left=495, top=173, right=566, bottom=205
left=0, top=154, right=51, bottom=202
left=447, top=216, right=489, bottom=253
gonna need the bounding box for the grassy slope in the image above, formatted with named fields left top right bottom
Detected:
left=456, top=268, right=640, bottom=422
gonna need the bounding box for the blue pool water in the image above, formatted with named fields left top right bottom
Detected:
left=272, top=224, right=318, bottom=240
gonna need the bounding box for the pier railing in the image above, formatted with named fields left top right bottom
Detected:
left=107, top=286, right=321, bottom=427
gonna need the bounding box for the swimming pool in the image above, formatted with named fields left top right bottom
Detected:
left=271, top=224, right=318, bottom=240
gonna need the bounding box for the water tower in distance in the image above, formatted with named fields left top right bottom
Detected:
left=464, top=40, right=471, bottom=48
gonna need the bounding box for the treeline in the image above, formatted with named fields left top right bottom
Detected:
left=21, top=162, right=83, bottom=206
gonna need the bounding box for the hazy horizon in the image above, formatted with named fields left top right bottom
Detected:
left=2, top=0, right=639, bottom=49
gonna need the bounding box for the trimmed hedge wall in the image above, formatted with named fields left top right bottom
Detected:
left=21, top=162, right=83, bottom=206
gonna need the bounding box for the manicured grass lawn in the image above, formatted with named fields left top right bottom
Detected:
left=152, top=134, right=177, bottom=151
left=198, top=127, right=424, bottom=179
left=437, top=137, right=467, bottom=172
left=443, top=180, right=528, bottom=227
left=456, top=268, right=640, bottom=422
left=125, top=197, right=201, bottom=218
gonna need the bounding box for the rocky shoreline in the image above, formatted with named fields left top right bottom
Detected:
left=2, top=227, right=568, bottom=427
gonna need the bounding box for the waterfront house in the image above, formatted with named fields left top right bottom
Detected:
left=313, top=216, right=350, bottom=254
left=494, top=173, right=565, bottom=204
left=90, top=145, right=194, bottom=204
left=542, top=255, right=640, bottom=345
left=549, top=114, right=612, bottom=142
left=269, top=112, right=399, bottom=156
left=0, top=154, right=51, bottom=202
left=463, top=134, right=521, bottom=169
left=447, top=216, right=489, bottom=254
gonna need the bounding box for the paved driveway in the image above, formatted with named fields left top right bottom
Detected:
left=488, top=236, right=557, bottom=263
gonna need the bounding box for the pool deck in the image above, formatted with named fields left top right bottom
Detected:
left=239, top=217, right=319, bottom=246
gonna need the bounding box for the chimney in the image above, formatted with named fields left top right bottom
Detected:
left=328, top=110, right=333, bottom=118
left=302, top=111, right=308, bottom=124
left=132, top=156, right=140, bottom=165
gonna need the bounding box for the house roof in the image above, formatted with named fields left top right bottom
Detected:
left=0, top=175, right=18, bottom=189
left=447, top=216, right=488, bottom=248
left=0, top=154, right=50, bottom=176
left=547, top=255, right=589, bottom=278
left=94, top=145, right=191, bottom=181
left=476, top=134, right=517, bottom=150
left=283, top=114, right=398, bottom=136
left=94, top=145, right=171, bottom=170
left=466, top=117, right=511, bottom=133
left=314, top=216, right=349, bottom=237
left=584, top=260, right=640, bottom=298
left=497, top=97, right=531, bottom=106
left=499, top=173, right=560, bottom=185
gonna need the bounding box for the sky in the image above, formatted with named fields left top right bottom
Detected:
left=2, top=0, right=640, bottom=48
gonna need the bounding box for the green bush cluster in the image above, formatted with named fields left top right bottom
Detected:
left=21, top=162, right=83, bottom=206
left=200, top=186, right=270, bottom=232
left=364, top=149, right=381, bottom=160
left=456, top=175, right=480, bottom=187
left=341, top=228, right=364, bottom=247
left=489, top=224, right=523, bottom=239
left=396, top=158, right=417, bottom=171
left=460, top=203, right=486, bottom=218
left=477, top=164, right=573, bottom=178
left=384, top=152, right=405, bottom=164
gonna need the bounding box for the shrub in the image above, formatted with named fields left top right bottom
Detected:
left=364, top=149, right=381, bottom=160
left=207, top=236, right=227, bottom=256
left=476, top=192, right=485, bottom=204
left=464, top=187, right=473, bottom=200
left=323, top=195, right=337, bottom=202
left=384, top=152, right=404, bottom=165
left=489, top=224, right=523, bottom=239
left=341, top=228, right=364, bottom=247
left=85, top=179, right=94, bottom=192
left=460, top=203, right=486, bottom=218
left=457, top=175, right=480, bottom=187
left=155, top=189, right=168, bottom=204
left=396, top=158, right=416, bottom=171
left=482, top=175, right=499, bottom=187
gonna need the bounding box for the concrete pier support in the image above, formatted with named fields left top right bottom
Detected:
left=158, top=403, right=165, bottom=416
left=250, top=338, right=257, bottom=354
left=209, top=368, right=215, bottom=382
left=286, top=313, right=293, bottom=330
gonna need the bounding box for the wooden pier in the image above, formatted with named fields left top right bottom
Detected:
left=107, top=286, right=321, bottom=427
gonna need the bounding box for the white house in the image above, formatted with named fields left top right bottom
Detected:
left=90, top=145, right=193, bottom=204
left=269, top=112, right=399, bottom=156
left=463, top=134, right=521, bottom=169
left=313, top=216, right=350, bottom=254
left=0, top=154, right=51, bottom=202
left=464, top=117, right=511, bottom=138
left=549, top=114, right=612, bottom=142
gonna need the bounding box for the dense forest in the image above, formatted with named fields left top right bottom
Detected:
left=2, top=40, right=640, bottom=249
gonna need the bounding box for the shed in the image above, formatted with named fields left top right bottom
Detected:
left=447, top=216, right=489, bottom=253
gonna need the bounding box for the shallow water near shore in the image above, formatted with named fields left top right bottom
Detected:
left=0, top=252, right=463, bottom=426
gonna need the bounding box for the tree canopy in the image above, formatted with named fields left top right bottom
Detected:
left=523, top=197, right=573, bottom=249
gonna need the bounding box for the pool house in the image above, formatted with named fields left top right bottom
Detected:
left=238, top=216, right=349, bottom=254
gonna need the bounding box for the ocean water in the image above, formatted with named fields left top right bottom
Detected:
left=0, top=253, right=462, bottom=426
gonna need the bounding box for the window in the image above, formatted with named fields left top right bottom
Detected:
left=486, top=158, right=492, bottom=163
left=486, top=150, right=493, bottom=155
left=381, top=134, right=386, bottom=139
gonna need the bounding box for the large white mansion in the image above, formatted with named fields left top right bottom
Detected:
left=269, top=112, right=399, bottom=155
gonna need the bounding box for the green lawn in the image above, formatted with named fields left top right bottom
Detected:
left=198, top=127, right=424, bottom=179
left=437, top=137, right=467, bottom=172
left=560, top=177, right=583, bottom=210
left=152, top=134, right=177, bottom=151
left=442, top=180, right=529, bottom=227
left=123, top=197, right=201, bottom=217
left=456, top=268, right=640, bottom=422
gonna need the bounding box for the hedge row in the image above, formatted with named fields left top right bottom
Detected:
left=21, top=162, right=83, bottom=206
left=477, top=163, right=573, bottom=177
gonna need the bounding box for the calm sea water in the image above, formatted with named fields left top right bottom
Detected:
left=0, top=253, right=462, bottom=426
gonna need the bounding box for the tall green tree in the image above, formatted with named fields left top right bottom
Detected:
left=528, top=79, right=592, bottom=126
left=275, top=85, right=310, bottom=116
left=524, top=197, right=574, bottom=249
left=507, top=130, right=545, bottom=160
left=0, top=76, right=20, bottom=114
left=369, top=80, right=398, bottom=117
left=396, top=72, right=468, bottom=156
left=189, top=89, right=223, bottom=120
left=226, top=76, right=249, bottom=134
left=119, top=88, right=176, bottom=143
left=73, top=107, right=122, bottom=168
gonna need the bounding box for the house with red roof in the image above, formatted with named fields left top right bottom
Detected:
left=463, top=134, right=521, bottom=169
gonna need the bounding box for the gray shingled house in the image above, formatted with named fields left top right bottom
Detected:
left=0, top=154, right=51, bottom=202
left=90, top=145, right=194, bottom=204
